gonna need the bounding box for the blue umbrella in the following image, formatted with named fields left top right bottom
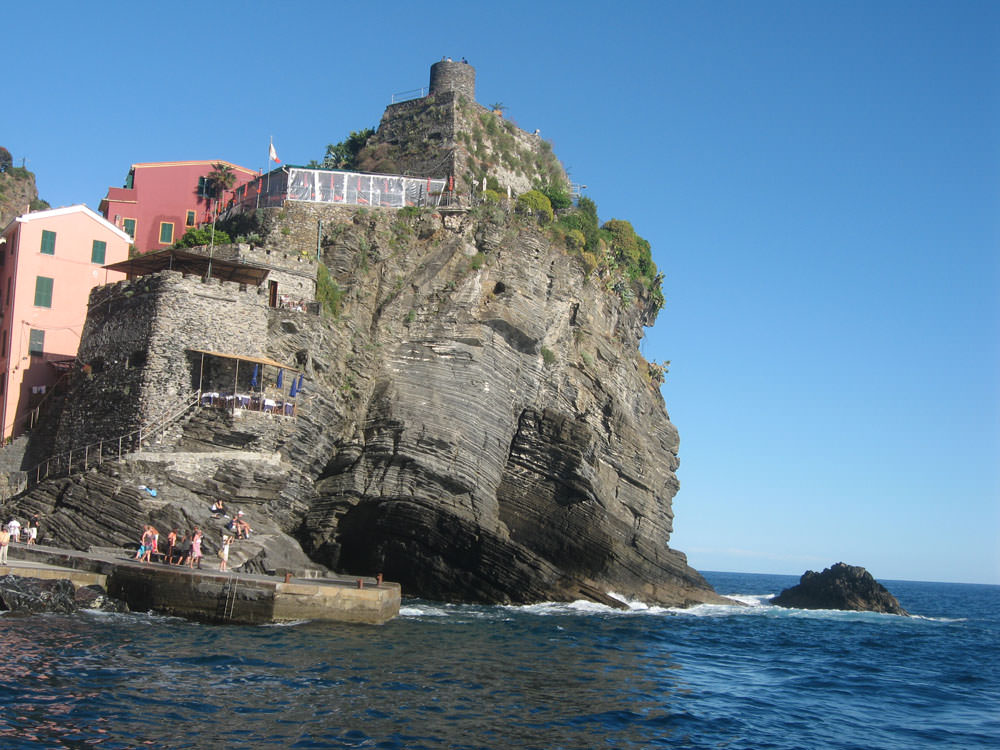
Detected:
left=276, top=369, right=284, bottom=389
left=250, top=364, right=259, bottom=389
left=289, top=378, right=298, bottom=398
left=296, top=374, right=304, bottom=394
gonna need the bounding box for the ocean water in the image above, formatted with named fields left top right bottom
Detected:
left=1, top=571, right=997, bottom=749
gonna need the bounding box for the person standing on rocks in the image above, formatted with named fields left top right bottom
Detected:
left=219, top=534, right=233, bottom=572
left=134, top=525, right=149, bottom=560
left=166, top=529, right=178, bottom=564
left=189, top=527, right=203, bottom=569
left=0, top=526, right=9, bottom=564
left=140, top=526, right=155, bottom=563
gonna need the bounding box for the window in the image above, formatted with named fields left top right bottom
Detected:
left=91, top=239, right=107, bottom=264
left=34, top=276, right=53, bottom=307
left=1, top=330, right=6, bottom=357
left=159, top=222, right=174, bottom=244
left=123, top=218, right=136, bottom=239
left=186, top=210, right=196, bottom=227
left=28, top=329, right=44, bottom=356
left=40, top=229, right=56, bottom=255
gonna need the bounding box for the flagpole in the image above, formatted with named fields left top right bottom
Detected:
left=266, top=135, right=273, bottom=199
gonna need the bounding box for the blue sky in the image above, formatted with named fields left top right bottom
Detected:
left=5, top=1, right=997, bottom=584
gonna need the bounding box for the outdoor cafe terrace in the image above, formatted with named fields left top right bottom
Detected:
left=229, top=167, right=452, bottom=212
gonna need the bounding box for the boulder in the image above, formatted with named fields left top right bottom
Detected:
left=0, top=575, right=127, bottom=615
left=770, top=562, right=908, bottom=615
left=0, top=574, right=78, bottom=614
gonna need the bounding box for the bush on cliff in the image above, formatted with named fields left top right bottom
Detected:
left=515, top=190, right=553, bottom=223
left=322, top=128, right=376, bottom=170
left=316, top=261, right=344, bottom=318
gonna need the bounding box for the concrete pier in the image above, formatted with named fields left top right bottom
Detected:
left=2, top=544, right=400, bottom=625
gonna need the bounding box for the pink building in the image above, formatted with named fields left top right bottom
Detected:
left=0, top=205, right=131, bottom=440
left=99, top=160, right=258, bottom=253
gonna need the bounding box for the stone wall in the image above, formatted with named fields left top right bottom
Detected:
left=53, top=271, right=273, bottom=454
left=360, top=86, right=566, bottom=199
left=429, top=60, right=475, bottom=99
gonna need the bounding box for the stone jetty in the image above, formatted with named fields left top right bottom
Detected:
left=1, top=544, right=400, bottom=625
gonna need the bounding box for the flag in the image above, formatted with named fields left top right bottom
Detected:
left=269, top=141, right=280, bottom=163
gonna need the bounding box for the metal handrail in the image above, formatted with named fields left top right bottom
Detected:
left=25, top=391, right=201, bottom=487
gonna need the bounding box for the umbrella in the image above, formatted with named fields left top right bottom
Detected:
left=276, top=369, right=284, bottom=389
left=289, top=379, right=298, bottom=398
left=250, top=364, right=259, bottom=389
left=296, top=374, right=304, bottom=394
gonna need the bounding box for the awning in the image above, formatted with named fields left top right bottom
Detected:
left=188, top=349, right=300, bottom=372
left=104, top=248, right=270, bottom=286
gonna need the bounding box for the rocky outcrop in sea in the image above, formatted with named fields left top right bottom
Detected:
left=770, top=563, right=909, bottom=615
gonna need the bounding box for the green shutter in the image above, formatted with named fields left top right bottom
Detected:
left=40, top=229, right=56, bottom=255
left=34, top=276, right=53, bottom=307
left=123, top=219, right=136, bottom=239
left=28, top=329, right=44, bottom=356
left=159, top=222, right=173, bottom=244
left=91, top=239, right=107, bottom=264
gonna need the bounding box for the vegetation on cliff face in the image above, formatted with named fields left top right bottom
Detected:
left=318, top=128, right=376, bottom=170
left=0, top=147, right=49, bottom=226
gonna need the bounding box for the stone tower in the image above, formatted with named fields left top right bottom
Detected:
left=429, top=59, right=476, bottom=100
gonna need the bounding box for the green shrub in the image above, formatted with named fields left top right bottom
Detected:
left=541, top=347, right=556, bottom=366
left=482, top=189, right=502, bottom=204
left=536, top=181, right=572, bottom=211
left=174, top=226, right=232, bottom=248
left=515, top=190, right=553, bottom=223
left=316, top=261, right=344, bottom=317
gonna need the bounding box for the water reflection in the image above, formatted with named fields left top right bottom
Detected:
left=0, top=607, right=687, bottom=748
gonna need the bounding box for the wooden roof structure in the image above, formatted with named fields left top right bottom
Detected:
left=104, top=248, right=270, bottom=286
left=188, top=349, right=300, bottom=373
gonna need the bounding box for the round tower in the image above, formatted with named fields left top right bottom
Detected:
left=429, top=59, right=476, bottom=100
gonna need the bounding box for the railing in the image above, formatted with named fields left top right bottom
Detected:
left=391, top=87, right=427, bottom=104
left=25, top=392, right=201, bottom=487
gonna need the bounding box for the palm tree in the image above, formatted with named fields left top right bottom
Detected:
left=203, top=163, right=237, bottom=281
left=206, top=162, right=237, bottom=204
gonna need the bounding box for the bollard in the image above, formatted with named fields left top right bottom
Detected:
left=376, top=573, right=383, bottom=585
left=284, top=572, right=291, bottom=583
left=357, top=579, right=364, bottom=589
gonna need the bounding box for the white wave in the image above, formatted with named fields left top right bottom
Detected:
left=261, top=619, right=311, bottom=627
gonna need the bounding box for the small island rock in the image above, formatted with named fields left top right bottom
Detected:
left=770, top=563, right=909, bottom=615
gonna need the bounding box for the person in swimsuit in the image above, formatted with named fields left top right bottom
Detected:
left=189, top=527, right=203, bottom=569
left=219, top=534, right=233, bottom=572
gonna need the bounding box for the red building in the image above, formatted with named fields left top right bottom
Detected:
left=99, top=160, right=258, bottom=253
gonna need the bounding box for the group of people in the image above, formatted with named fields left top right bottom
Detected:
left=134, top=524, right=205, bottom=569
left=1, top=514, right=40, bottom=565
left=4, top=515, right=39, bottom=546
left=132, top=504, right=252, bottom=572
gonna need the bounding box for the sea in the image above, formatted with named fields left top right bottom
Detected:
left=1, top=571, right=997, bottom=749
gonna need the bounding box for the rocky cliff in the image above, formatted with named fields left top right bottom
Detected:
left=0, top=161, right=47, bottom=228
left=0, top=64, right=723, bottom=607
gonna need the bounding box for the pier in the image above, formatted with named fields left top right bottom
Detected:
left=1, top=544, right=400, bottom=625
